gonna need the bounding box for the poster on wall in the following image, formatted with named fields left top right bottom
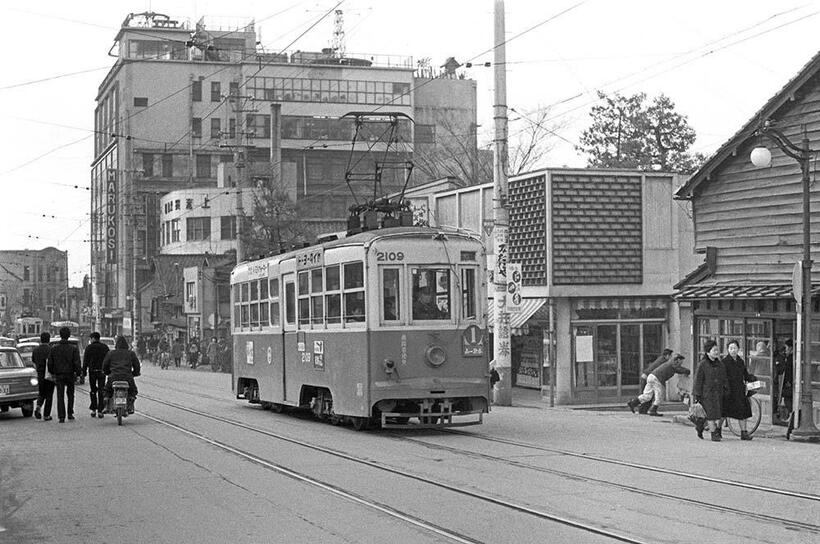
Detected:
left=576, top=335, right=593, bottom=362
left=515, top=337, right=541, bottom=388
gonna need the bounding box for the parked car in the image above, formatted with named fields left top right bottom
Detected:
left=17, top=336, right=41, bottom=345
left=0, top=347, right=38, bottom=418
left=15, top=341, right=39, bottom=368
left=100, top=337, right=116, bottom=351
left=0, top=337, right=16, bottom=347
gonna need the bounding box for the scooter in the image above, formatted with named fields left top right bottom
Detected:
left=111, top=381, right=133, bottom=426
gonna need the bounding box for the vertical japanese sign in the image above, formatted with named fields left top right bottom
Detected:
left=105, top=168, right=118, bottom=264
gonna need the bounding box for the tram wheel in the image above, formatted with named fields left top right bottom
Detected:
left=351, top=417, right=370, bottom=431
left=270, top=403, right=285, bottom=413
left=260, top=401, right=272, bottom=410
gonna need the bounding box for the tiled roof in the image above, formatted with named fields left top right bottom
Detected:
left=675, top=283, right=820, bottom=300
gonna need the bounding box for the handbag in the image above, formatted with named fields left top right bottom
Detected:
left=688, top=401, right=706, bottom=420
left=44, top=370, right=55, bottom=383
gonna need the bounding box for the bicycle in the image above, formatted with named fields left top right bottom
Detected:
left=725, top=394, right=762, bottom=437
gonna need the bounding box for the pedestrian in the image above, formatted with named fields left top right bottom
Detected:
left=693, top=340, right=730, bottom=442
left=207, top=337, right=219, bottom=371
left=82, top=332, right=110, bottom=418
left=217, top=337, right=229, bottom=373
left=171, top=338, right=183, bottom=368
left=627, top=352, right=690, bottom=416
left=722, top=339, right=757, bottom=440
left=46, top=326, right=82, bottom=423
left=774, top=339, right=794, bottom=422
left=637, top=349, right=673, bottom=414
left=101, top=336, right=141, bottom=415
left=188, top=337, right=200, bottom=369
left=136, top=335, right=146, bottom=359
left=32, top=332, right=54, bottom=421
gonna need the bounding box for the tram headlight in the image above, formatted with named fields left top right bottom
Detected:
left=30, top=377, right=39, bottom=386
left=383, top=359, right=396, bottom=375
left=425, top=345, right=447, bottom=367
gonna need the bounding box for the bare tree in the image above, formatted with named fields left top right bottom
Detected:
left=240, top=178, right=310, bottom=259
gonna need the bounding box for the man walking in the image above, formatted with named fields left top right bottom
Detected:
left=637, top=349, right=673, bottom=414
left=627, top=352, right=690, bottom=416
left=83, top=332, right=109, bottom=418
left=47, top=326, right=82, bottom=423
left=32, top=332, right=54, bottom=421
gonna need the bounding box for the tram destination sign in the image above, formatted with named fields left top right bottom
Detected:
left=295, top=247, right=324, bottom=270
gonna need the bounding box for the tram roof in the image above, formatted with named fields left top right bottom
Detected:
left=231, top=226, right=481, bottom=280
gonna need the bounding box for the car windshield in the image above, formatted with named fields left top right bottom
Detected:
left=0, top=351, right=25, bottom=368
left=17, top=345, right=36, bottom=354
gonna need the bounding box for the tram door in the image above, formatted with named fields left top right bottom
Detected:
left=282, top=273, right=297, bottom=402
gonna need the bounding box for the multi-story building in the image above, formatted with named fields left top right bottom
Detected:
left=407, top=168, right=699, bottom=405
left=0, top=247, right=69, bottom=332
left=91, top=12, right=477, bottom=338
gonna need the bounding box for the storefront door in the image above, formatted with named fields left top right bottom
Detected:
left=573, top=322, right=664, bottom=402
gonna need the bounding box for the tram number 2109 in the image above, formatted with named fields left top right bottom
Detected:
left=376, top=251, right=405, bottom=262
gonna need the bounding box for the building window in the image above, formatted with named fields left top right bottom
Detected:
left=23, top=289, right=30, bottom=305
left=186, top=217, right=211, bottom=241
left=192, top=79, right=202, bottom=102
left=245, top=114, right=271, bottom=139
left=229, top=118, right=236, bottom=139
left=161, top=154, right=173, bottom=177
left=142, top=153, right=154, bottom=177
left=23, top=266, right=30, bottom=281
left=229, top=81, right=239, bottom=97
left=414, top=124, right=436, bottom=144
left=171, top=219, right=180, bottom=242
left=211, top=81, right=221, bottom=102
left=186, top=281, right=196, bottom=310
left=133, top=97, right=148, bottom=107
left=210, top=118, right=221, bottom=139
left=195, top=154, right=211, bottom=178
left=192, top=117, right=202, bottom=138
left=220, top=216, right=236, bottom=240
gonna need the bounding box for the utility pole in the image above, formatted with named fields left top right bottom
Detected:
left=492, top=0, right=512, bottom=406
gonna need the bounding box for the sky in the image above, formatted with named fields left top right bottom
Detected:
left=2, top=0, right=820, bottom=287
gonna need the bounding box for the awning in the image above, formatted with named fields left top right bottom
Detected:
left=487, top=298, right=546, bottom=334
left=676, top=283, right=820, bottom=300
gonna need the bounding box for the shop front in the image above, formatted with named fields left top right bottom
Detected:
left=488, top=299, right=551, bottom=390
left=677, top=287, right=820, bottom=427
left=570, top=298, right=669, bottom=403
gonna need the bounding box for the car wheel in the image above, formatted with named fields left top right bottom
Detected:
left=21, top=401, right=34, bottom=418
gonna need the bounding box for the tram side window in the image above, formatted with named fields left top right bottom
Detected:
left=233, top=284, right=241, bottom=329
left=461, top=268, right=477, bottom=320
left=311, top=268, right=324, bottom=325
left=325, top=265, right=341, bottom=324
left=382, top=268, right=400, bottom=321
left=343, top=262, right=365, bottom=323
left=297, top=271, right=310, bottom=326
left=412, top=268, right=450, bottom=320
left=269, top=278, right=280, bottom=326
left=240, top=282, right=250, bottom=328
left=285, top=281, right=296, bottom=325
left=250, top=280, right=260, bottom=327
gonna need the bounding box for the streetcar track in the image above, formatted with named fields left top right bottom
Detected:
left=139, top=411, right=482, bottom=544
left=136, top=392, right=649, bottom=544
left=440, top=429, right=820, bottom=502
left=387, top=434, right=820, bottom=534
left=133, top=378, right=820, bottom=503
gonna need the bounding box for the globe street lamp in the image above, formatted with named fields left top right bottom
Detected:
left=751, top=120, right=820, bottom=440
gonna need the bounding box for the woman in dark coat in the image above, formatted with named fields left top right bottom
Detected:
left=722, top=339, right=757, bottom=441
left=693, top=340, right=729, bottom=442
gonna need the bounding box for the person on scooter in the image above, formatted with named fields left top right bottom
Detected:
left=101, top=336, right=141, bottom=415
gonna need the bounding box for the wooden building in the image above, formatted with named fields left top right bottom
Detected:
left=674, top=50, right=820, bottom=428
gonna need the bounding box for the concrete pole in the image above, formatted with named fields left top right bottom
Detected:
left=492, top=0, right=512, bottom=406
left=235, top=92, right=245, bottom=265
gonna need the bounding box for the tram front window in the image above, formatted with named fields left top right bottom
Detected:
left=412, top=268, right=450, bottom=320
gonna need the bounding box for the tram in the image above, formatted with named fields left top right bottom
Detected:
left=14, top=317, right=43, bottom=339
left=230, top=225, right=490, bottom=429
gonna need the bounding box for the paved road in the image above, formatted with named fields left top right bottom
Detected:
left=2, top=364, right=817, bottom=543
